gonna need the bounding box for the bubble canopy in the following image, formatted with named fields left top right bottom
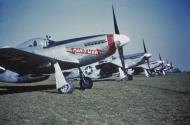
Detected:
left=17, top=38, right=55, bottom=49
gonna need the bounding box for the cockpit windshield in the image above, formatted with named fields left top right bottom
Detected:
left=17, top=37, right=55, bottom=49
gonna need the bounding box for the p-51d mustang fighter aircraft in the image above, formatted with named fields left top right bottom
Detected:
left=164, top=61, right=174, bottom=72
left=65, top=39, right=152, bottom=80
left=135, top=53, right=166, bottom=77
left=0, top=6, right=130, bottom=94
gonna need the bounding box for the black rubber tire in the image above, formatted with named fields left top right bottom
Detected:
left=80, top=77, right=93, bottom=89
left=58, top=81, right=74, bottom=94
left=128, top=75, right=133, bottom=80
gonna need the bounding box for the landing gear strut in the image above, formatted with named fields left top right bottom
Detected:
left=79, top=68, right=93, bottom=90
left=54, top=62, right=74, bottom=94
left=119, top=68, right=133, bottom=81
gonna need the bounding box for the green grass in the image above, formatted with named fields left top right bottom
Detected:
left=0, top=73, right=190, bottom=125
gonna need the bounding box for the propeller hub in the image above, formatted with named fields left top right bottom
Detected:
left=144, top=53, right=151, bottom=58
left=113, top=34, right=130, bottom=48
left=167, top=64, right=170, bottom=67
left=159, top=60, right=165, bottom=64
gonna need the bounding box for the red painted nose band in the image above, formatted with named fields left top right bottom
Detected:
left=107, top=34, right=116, bottom=55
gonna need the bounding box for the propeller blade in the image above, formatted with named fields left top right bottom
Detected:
left=158, top=53, right=164, bottom=71
left=112, top=5, right=120, bottom=34
left=143, top=39, right=147, bottom=53
left=118, top=47, right=126, bottom=72
left=112, top=6, right=127, bottom=78
left=170, top=61, right=173, bottom=69
left=147, top=58, right=150, bottom=69
left=143, top=39, right=150, bottom=71
left=159, top=53, right=162, bottom=61
left=146, top=58, right=152, bottom=76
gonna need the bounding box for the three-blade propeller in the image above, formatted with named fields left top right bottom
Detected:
left=143, top=39, right=151, bottom=70
left=159, top=53, right=165, bottom=70
left=170, top=61, right=173, bottom=69
left=112, top=6, right=128, bottom=78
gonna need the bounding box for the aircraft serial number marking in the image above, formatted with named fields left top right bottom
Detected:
left=68, top=48, right=103, bottom=55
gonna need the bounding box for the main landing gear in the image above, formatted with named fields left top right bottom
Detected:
left=118, top=68, right=133, bottom=81
left=54, top=62, right=74, bottom=94
left=127, top=74, right=133, bottom=80
left=144, top=69, right=155, bottom=77
left=79, top=68, right=93, bottom=90
left=54, top=62, right=93, bottom=94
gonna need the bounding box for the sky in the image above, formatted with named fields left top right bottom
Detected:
left=0, top=0, right=190, bottom=71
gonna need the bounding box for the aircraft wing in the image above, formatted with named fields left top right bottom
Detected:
left=0, top=48, right=79, bottom=74
left=132, top=60, right=162, bottom=75
left=136, top=61, right=160, bottom=70
left=96, top=62, right=120, bottom=74
left=124, top=53, right=144, bottom=59
left=96, top=57, right=137, bottom=73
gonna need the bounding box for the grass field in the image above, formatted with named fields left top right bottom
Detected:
left=0, top=73, right=190, bottom=125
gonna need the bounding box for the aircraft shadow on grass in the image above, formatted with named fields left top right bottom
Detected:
left=92, top=79, right=116, bottom=82
left=0, top=84, right=82, bottom=95
left=0, top=79, right=116, bottom=95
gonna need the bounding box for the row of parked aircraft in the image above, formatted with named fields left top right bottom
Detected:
left=65, top=42, right=174, bottom=80
left=0, top=6, right=174, bottom=94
